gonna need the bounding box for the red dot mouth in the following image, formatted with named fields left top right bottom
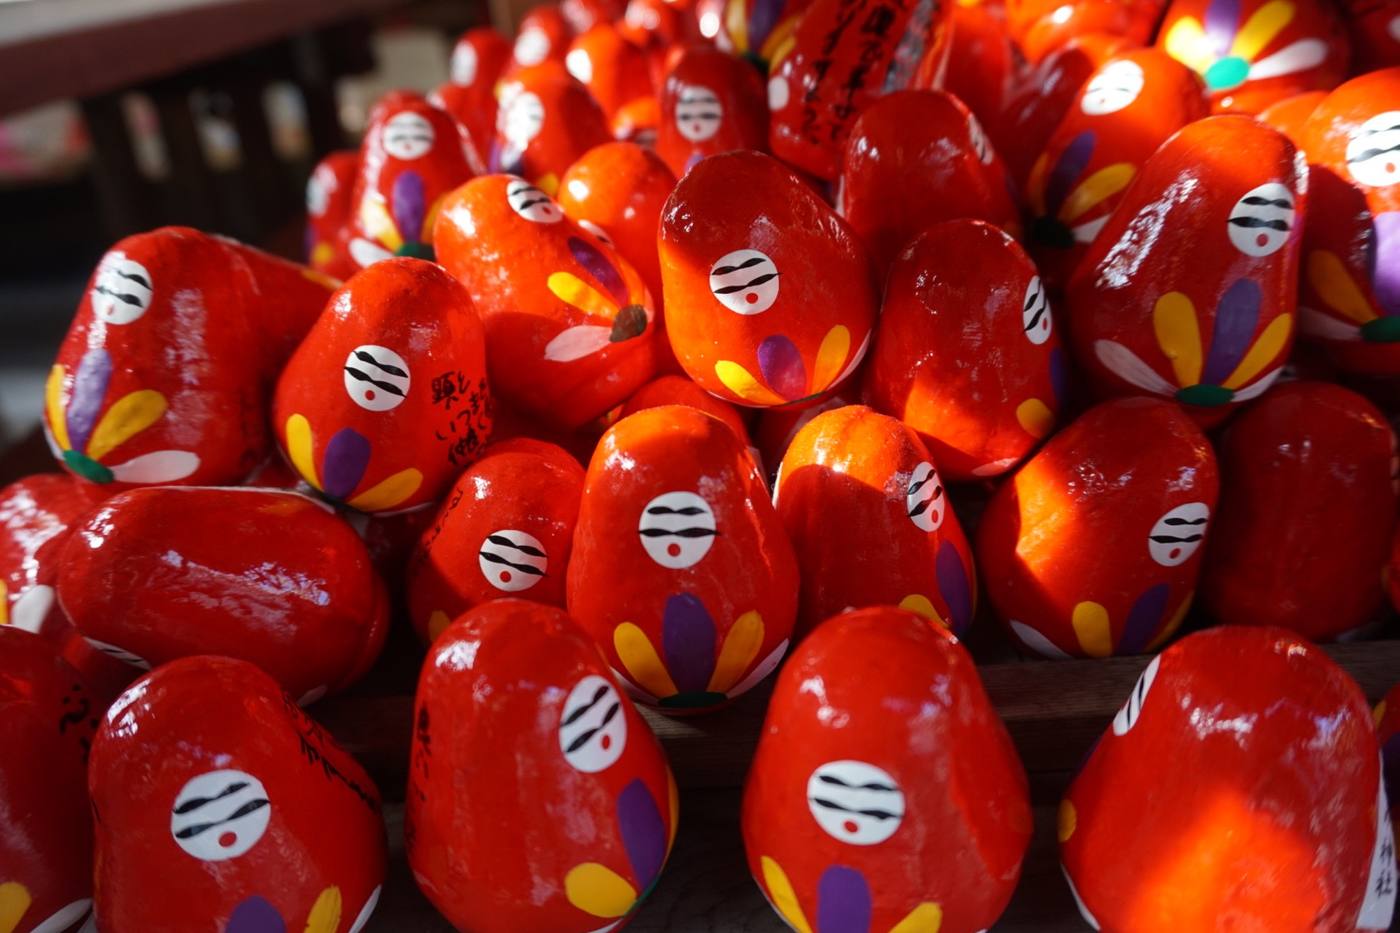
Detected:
left=500, top=570, right=512, bottom=583
left=219, top=831, right=237, bottom=848
left=365, top=389, right=376, bottom=401
left=1256, top=233, right=1268, bottom=248
left=842, top=820, right=859, bottom=834
left=745, top=292, right=758, bottom=304
left=667, top=543, right=681, bottom=557
left=1169, top=547, right=1181, bottom=561
left=601, top=734, right=612, bottom=750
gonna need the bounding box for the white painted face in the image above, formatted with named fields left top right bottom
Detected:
left=1345, top=111, right=1400, bottom=188
left=451, top=42, right=479, bottom=86
left=383, top=112, right=435, bottom=161
left=559, top=675, right=627, bottom=772
left=638, top=491, right=717, bottom=568
left=806, top=760, right=905, bottom=846
left=565, top=48, right=594, bottom=84
left=709, top=249, right=780, bottom=315
left=506, top=177, right=563, bottom=223
left=479, top=529, right=547, bottom=592
left=1147, top=502, right=1209, bottom=566
left=502, top=91, right=546, bottom=148
left=84, top=637, right=150, bottom=670
left=1022, top=275, right=1052, bottom=345
left=343, top=345, right=410, bottom=412
left=906, top=461, right=945, bottom=533
left=306, top=164, right=336, bottom=217
left=676, top=85, right=723, bottom=142
left=967, top=113, right=993, bottom=165
left=170, top=769, right=271, bottom=861
left=1226, top=182, right=1296, bottom=257
left=514, top=27, right=551, bottom=67
left=1080, top=60, right=1145, bottom=116
left=1112, top=654, right=1161, bottom=735
left=91, top=252, right=154, bottom=325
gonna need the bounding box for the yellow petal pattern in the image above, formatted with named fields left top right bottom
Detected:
left=1061, top=163, right=1134, bottom=223
left=715, top=361, right=787, bottom=406
left=725, top=0, right=748, bottom=53
left=1231, top=0, right=1293, bottom=61
left=304, top=886, right=342, bottom=933
left=0, top=580, right=7, bottom=626
left=1222, top=314, right=1292, bottom=390
left=359, top=196, right=404, bottom=252
left=1071, top=601, right=1112, bottom=658
left=810, top=325, right=851, bottom=394
left=1164, top=17, right=1215, bottom=74
left=549, top=271, right=617, bottom=322
left=1147, top=590, right=1193, bottom=652
left=348, top=468, right=423, bottom=512
left=1016, top=398, right=1055, bottom=439
left=86, top=390, right=167, bottom=461
left=708, top=610, right=764, bottom=694
left=889, top=902, right=944, bottom=933
left=46, top=365, right=71, bottom=451
left=0, top=882, right=30, bottom=933
left=1308, top=250, right=1375, bottom=324
left=1058, top=799, right=1078, bottom=842
left=1026, top=153, right=1050, bottom=216
left=285, top=414, right=322, bottom=490
left=614, top=622, right=679, bottom=699
left=1375, top=700, right=1388, bottom=729
left=1152, top=292, right=1203, bottom=389
left=536, top=173, right=559, bottom=196
left=760, top=857, right=812, bottom=933
left=428, top=610, right=452, bottom=641
left=565, top=863, right=637, bottom=919
left=898, top=594, right=944, bottom=625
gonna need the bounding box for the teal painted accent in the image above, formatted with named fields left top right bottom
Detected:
left=1176, top=384, right=1234, bottom=407
left=1204, top=56, right=1249, bottom=91
left=63, top=449, right=113, bottom=483
left=1362, top=317, right=1400, bottom=343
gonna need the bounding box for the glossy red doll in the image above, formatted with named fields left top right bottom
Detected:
left=1296, top=69, right=1400, bottom=376
left=503, top=5, right=574, bottom=77
left=346, top=94, right=472, bottom=268
left=1007, top=0, right=1164, bottom=63
left=89, top=656, right=387, bottom=933
left=57, top=486, right=388, bottom=703
left=743, top=606, right=1031, bottom=933
left=565, top=24, right=657, bottom=139
left=655, top=44, right=768, bottom=178
left=618, top=0, right=698, bottom=83
left=1201, top=382, right=1396, bottom=640
left=1025, top=50, right=1208, bottom=290
left=836, top=91, right=1019, bottom=276
left=568, top=406, right=798, bottom=711
left=864, top=220, right=1065, bottom=481
left=45, top=227, right=334, bottom=489
left=406, top=440, right=585, bottom=642
left=710, top=0, right=811, bottom=65
left=977, top=398, right=1219, bottom=658
left=563, top=0, right=627, bottom=33
left=407, top=599, right=677, bottom=932
left=775, top=407, right=977, bottom=638
left=1061, top=627, right=1394, bottom=931
left=432, top=27, right=513, bottom=172
left=274, top=258, right=492, bottom=512
left=1258, top=89, right=1325, bottom=145
left=434, top=174, right=659, bottom=429
left=1341, top=0, right=1400, bottom=70
left=1066, top=116, right=1305, bottom=421
left=1157, top=0, right=1349, bottom=114
left=0, top=627, right=97, bottom=933
left=620, top=374, right=754, bottom=448
left=659, top=150, right=877, bottom=408
left=765, top=0, right=951, bottom=180
left=490, top=67, right=613, bottom=195
left=304, top=149, right=359, bottom=279
left=940, top=4, right=1017, bottom=131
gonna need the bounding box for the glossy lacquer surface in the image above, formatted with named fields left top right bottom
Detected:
left=406, top=599, right=677, bottom=933
left=490, top=66, right=613, bottom=197
left=434, top=173, right=659, bottom=429
left=1061, top=627, right=1395, bottom=931
left=45, top=227, right=333, bottom=488
left=565, top=23, right=657, bottom=139
left=1202, top=381, right=1397, bottom=640
left=742, top=607, right=1031, bottom=933
left=1007, top=0, right=1163, bottom=64
left=621, top=375, right=753, bottom=448
left=435, top=26, right=514, bottom=172
left=407, top=439, right=585, bottom=642
left=568, top=405, right=797, bottom=711
left=977, top=398, right=1219, bottom=659
left=659, top=151, right=877, bottom=409
left=56, top=486, right=389, bottom=702
left=655, top=45, right=768, bottom=179
left=89, top=656, right=387, bottom=933
left=0, top=627, right=96, bottom=933
left=863, top=219, right=1064, bottom=481
left=304, top=149, right=360, bottom=279
left=275, top=258, right=492, bottom=513
left=774, top=406, right=976, bottom=639
left=1066, top=115, right=1306, bottom=423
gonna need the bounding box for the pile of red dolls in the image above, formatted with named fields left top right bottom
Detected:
left=6, top=0, right=1400, bottom=928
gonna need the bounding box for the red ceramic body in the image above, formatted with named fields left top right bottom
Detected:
left=774, top=406, right=977, bottom=638
left=659, top=150, right=878, bottom=408
left=406, top=599, right=677, bottom=932
left=1342, top=0, right=1400, bottom=70
left=406, top=440, right=585, bottom=642
left=1257, top=89, right=1325, bottom=145
left=1202, top=382, right=1396, bottom=640
left=863, top=220, right=1065, bottom=481
left=564, top=23, right=657, bottom=138
left=274, top=258, right=492, bottom=512
left=89, top=656, right=387, bottom=933
left=567, top=405, right=798, bottom=711
left=1006, top=0, right=1163, bottom=63
left=620, top=374, right=754, bottom=447
left=1296, top=69, right=1400, bottom=375
left=1061, top=627, right=1394, bottom=931
left=45, top=227, right=333, bottom=489
left=305, top=150, right=360, bottom=279
left=940, top=4, right=1016, bottom=130
left=710, top=0, right=811, bottom=63
left=1025, top=49, right=1209, bottom=291
left=433, top=173, right=659, bottom=429
left=1157, top=0, right=1350, bottom=114
left=836, top=90, right=1019, bottom=276
left=0, top=627, right=96, bottom=933
left=434, top=27, right=513, bottom=172
left=655, top=45, right=768, bottom=178
left=57, top=486, right=389, bottom=702
left=977, top=398, right=1219, bottom=658
left=1066, top=115, right=1306, bottom=421
left=504, top=4, right=575, bottom=78
left=563, top=0, right=627, bottom=34
left=490, top=67, right=613, bottom=195
left=765, top=0, right=951, bottom=180
left=742, top=606, right=1032, bottom=933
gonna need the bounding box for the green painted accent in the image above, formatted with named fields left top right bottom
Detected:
left=1176, top=384, right=1234, bottom=407
left=1204, top=56, right=1249, bottom=91
left=396, top=241, right=436, bottom=260
left=63, top=450, right=112, bottom=483
left=1362, top=317, right=1400, bottom=343
left=659, top=690, right=728, bottom=710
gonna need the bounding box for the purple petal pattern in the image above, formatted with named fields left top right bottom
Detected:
left=748, top=0, right=784, bottom=53
left=936, top=541, right=973, bottom=636
left=1119, top=583, right=1169, bottom=656
left=1372, top=211, right=1400, bottom=317
left=662, top=593, right=718, bottom=693
left=393, top=171, right=428, bottom=243
left=1204, top=0, right=1240, bottom=54
left=66, top=348, right=112, bottom=454
left=323, top=427, right=372, bottom=500
left=1050, top=346, right=1069, bottom=404
left=226, top=896, right=286, bottom=933
left=617, top=778, right=667, bottom=890
left=1045, top=132, right=1095, bottom=218
left=569, top=236, right=629, bottom=305
left=1201, top=278, right=1261, bottom=386
left=757, top=335, right=807, bottom=401
left=817, top=865, right=872, bottom=933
